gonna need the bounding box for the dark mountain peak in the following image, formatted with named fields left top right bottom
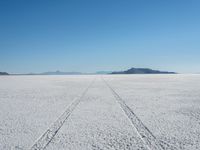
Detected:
left=111, top=68, right=176, bottom=74
left=0, top=72, right=9, bottom=75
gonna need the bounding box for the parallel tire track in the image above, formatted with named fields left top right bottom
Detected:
left=102, top=77, right=178, bottom=150
left=30, top=79, right=95, bottom=150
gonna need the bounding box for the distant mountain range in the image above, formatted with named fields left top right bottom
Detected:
left=26, top=71, right=82, bottom=75
left=95, top=71, right=112, bottom=74
left=0, top=72, right=9, bottom=75
left=26, top=70, right=112, bottom=75
left=111, top=68, right=176, bottom=74
left=0, top=68, right=177, bottom=76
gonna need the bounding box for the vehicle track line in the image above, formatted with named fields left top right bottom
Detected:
left=102, top=77, right=178, bottom=150
left=30, top=78, right=95, bottom=150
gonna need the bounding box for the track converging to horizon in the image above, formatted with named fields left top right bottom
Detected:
left=1, top=75, right=200, bottom=150
left=30, top=77, right=173, bottom=150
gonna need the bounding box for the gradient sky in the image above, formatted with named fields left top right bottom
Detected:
left=0, top=0, right=200, bottom=73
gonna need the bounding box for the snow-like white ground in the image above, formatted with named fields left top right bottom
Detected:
left=45, top=78, right=148, bottom=150
left=104, top=74, right=200, bottom=150
left=0, top=75, right=93, bottom=149
left=0, top=75, right=200, bottom=150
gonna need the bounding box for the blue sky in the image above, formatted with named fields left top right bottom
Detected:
left=0, top=0, right=200, bottom=73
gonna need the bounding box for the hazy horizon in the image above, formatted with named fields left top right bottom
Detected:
left=1, top=0, right=200, bottom=74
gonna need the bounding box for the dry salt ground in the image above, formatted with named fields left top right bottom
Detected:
left=0, top=75, right=200, bottom=150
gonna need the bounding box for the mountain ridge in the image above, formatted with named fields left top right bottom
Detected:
left=1, top=68, right=177, bottom=75
left=111, top=68, right=176, bottom=74
left=25, top=70, right=82, bottom=75
left=0, top=72, right=9, bottom=75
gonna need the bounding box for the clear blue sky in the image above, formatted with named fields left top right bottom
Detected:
left=1, top=0, right=200, bottom=73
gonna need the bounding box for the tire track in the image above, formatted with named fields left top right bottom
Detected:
left=30, top=78, right=95, bottom=150
left=102, top=77, right=178, bottom=150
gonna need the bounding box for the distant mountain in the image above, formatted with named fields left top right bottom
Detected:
left=40, top=71, right=82, bottom=75
left=111, top=68, right=176, bottom=74
left=8, top=68, right=176, bottom=75
left=25, top=71, right=111, bottom=75
left=26, top=70, right=82, bottom=75
left=0, top=72, right=9, bottom=75
left=95, top=71, right=112, bottom=74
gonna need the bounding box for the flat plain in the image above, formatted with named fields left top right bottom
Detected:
left=0, top=75, right=200, bottom=150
